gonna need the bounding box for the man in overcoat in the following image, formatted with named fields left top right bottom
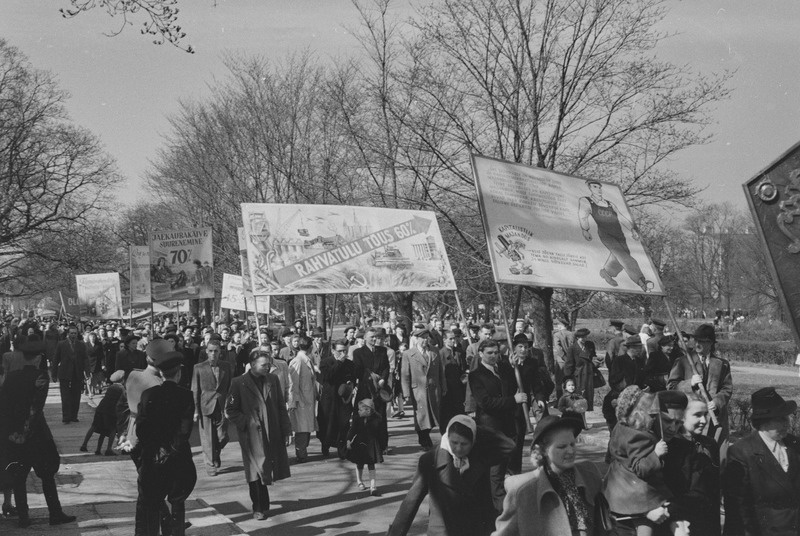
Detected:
left=468, top=339, right=527, bottom=512
left=563, top=327, right=599, bottom=411
left=50, top=324, right=88, bottom=424
left=287, top=336, right=318, bottom=462
left=191, top=338, right=232, bottom=476
left=317, top=339, right=355, bottom=458
left=724, top=387, right=800, bottom=536
left=0, top=340, right=76, bottom=528
left=668, top=323, right=732, bottom=447
left=402, top=329, right=445, bottom=450
left=225, top=352, right=292, bottom=521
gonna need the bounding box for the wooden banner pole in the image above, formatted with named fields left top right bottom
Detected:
left=303, top=294, right=311, bottom=333
left=357, top=294, right=365, bottom=328
left=494, top=282, right=533, bottom=433
left=329, top=294, right=338, bottom=341
left=453, top=290, right=467, bottom=327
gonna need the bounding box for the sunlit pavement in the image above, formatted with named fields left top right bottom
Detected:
left=1, top=384, right=608, bottom=535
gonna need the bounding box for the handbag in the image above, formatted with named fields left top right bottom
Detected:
left=594, top=492, right=613, bottom=534
left=592, top=364, right=606, bottom=388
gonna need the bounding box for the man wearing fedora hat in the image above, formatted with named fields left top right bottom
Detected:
left=724, top=387, right=800, bottom=536
left=602, top=335, right=646, bottom=431
left=668, top=324, right=732, bottom=446
left=401, top=328, right=445, bottom=451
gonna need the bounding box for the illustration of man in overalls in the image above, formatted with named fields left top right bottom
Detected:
left=578, top=180, right=652, bottom=292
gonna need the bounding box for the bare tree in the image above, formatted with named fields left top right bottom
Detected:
left=347, top=0, right=730, bottom=366
left=60, top=0, right=193, bottom=53
left=0, top=39, right=120, bottom=296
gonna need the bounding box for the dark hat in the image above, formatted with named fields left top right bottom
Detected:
left=377, top=384, right=393, bottom=403
left=124, top=334, right=141, bottom=346
left=575, top=328, right=590, bottom=338
left=344, top=325, right=357, bottom=333
left=693, top=324, right=716, bottom=342
left=374, top=327, right=387, bottom=338
left=146, top=338, right=173, bottom=360
left=531, top=414, right=583, bottom=446
left=622, top=324, right=638, bottom=336
left=658, top=334, right=676, bottom=347
left=468, top=324, right=479, bottom=332
left=412, top=328, right=430, bottom=338
left=208, top=334, right=222, bottom=342
left=610, top=320, right=625, bottom=330
left=650, top=319, right=666, bottom=328
left=512, top=334, right=531, bottom=347
left=451, top=328, right=463, bottom=337
left=153, top=350, right=183, bottom=371
left=680, top=331, right=692, bottom=340
left=280, top=327, right=294, bottom=337
left=311, top=326, right=325, bottom=337
left=18, top=340, right=46, bottom=358
left=751, top=387, right=797, bottom=422
left=623, top=335, right=642, bottom=347
left=649, top=390, right=688, bottom=414
left=338, top=382, right=355, bottom=403
left=355, top=329, right=365, bottom=338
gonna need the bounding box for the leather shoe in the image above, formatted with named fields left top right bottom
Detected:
left=49, top=511, right=77, bottom=525
left=253, top=511, right=267, bottom=521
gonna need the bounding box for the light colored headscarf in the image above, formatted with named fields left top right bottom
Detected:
left=440, top=414, right=477, bottom=474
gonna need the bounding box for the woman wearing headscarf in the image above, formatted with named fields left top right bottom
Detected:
left=493, top=413, right=603, bottom=536
left=387, top=415, right=513, bottom=536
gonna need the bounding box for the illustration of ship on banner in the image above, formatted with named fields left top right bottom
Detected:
left=240, top=204, right=457, bottom=295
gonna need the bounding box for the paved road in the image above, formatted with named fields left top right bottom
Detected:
left=1, top=382, right=608, bottom=535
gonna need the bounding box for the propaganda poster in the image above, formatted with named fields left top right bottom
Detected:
left=149, top=227, right=214, bottom=301
left=75, top=273, right=123, bottom=320
left=240, top=204, right=457, bottom=295
left=472, top=155, right=664, bottom=295
left=129, top=245, right=151, bottom=304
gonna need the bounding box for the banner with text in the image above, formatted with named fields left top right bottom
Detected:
left=241, top=204, right=457, bottom=295
left=472, top=155, right=664, bottom=295
left=221, top=273, right=270, bottom=311
left=130, top=245, right=151, bottom=304
left=149, top=227, right=214, bottom=301
left=75, top=273, right=124, bottom=320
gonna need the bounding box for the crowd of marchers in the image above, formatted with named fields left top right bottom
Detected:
left=0, top=312, right=798, bottom=536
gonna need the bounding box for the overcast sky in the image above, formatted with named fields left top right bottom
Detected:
left=3, top=0, right=800, bottom=213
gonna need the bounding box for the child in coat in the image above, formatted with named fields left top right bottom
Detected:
left=603, top=385, right=673, bottom=535
left=557, top=377, right=588, bottom=428
left=79, top=370, right=124, bottom=455
left=346, top=398, right=384, bottom=496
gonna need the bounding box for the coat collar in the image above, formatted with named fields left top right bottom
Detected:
left=244, top=371, right=270, bottom=400
left=532, top=465, right=592, bottom=506
left=751, top=431, right=797, bottom=494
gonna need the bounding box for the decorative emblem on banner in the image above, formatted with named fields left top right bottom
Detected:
left=776, top=169, right=800, bottom=254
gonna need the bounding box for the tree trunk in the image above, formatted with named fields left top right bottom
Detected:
left=316, top=294, right=327, bottom=332
left=530, top=287, right=555, bottom=374
left=284, top=296, right=296, bottom=326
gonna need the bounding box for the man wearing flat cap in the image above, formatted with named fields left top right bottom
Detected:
left=724, top=388, right=800, bottom=536
left=668, top=324, right=731, bottom=447
left=136, top=350, right=195, bottom=536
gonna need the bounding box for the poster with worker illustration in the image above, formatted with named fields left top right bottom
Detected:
left=149, top=227, right=214, bottom=301
left=75, top=273, right=124, bottom=320
left=240, top=204, right=457, bottom=295
left=471, top=154, right=665, bottom=295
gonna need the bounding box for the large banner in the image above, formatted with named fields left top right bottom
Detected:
left=75, top=273, right=123, bottom=320
left=220, top=273, right=270, bottom=312
left=130, top=245, right=151, bottom=304
left=472, top=155, right=664, bottom=295
left=149, top=227, right=214, bottom=301
left=241, top=204, right=458, bottom=295
left=743, top=140, right=800, bottom=348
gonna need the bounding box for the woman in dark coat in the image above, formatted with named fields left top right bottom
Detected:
left=317, top=339, right=355, bottom=458
left=724, top=387, right=800, bottom=536
left=388, top=415, right=513, bottom=536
